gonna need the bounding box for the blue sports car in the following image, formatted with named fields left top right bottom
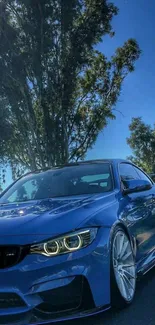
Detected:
left=0, top=159, right=155, bottom=325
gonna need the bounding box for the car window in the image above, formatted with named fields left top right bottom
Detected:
left=119, top=163, right=140, bottom=182
left=81, top=173, right=110, bottom=188
left=7, top=179, right=39, bottom=203
left=0, top=163, right=113, bottom=203
left=149, top=174, right=155, bottom=182
left=134, top=167, right=152, bottom=184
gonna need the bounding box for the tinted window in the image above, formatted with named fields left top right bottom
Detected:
left=6, top=179, right=39, bottom=203
left=149, top=174, right=155, bottom=182
left=81, top=173, right=110, bottom=188
left=0, top=163, right=113, bottom=203
left=134, top=167, right=152, bottom=184
left=119, top=163, right=140, bottom=181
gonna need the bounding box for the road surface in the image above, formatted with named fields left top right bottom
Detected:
left=59, top=268, right=155, bottom=325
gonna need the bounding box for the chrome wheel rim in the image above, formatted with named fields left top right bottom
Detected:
left=112, top=230, right=136, bottom=302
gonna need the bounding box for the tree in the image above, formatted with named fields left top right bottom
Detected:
left=127, top=117, right=155, bottom=173
left=0, top=0, right=141, bottom=182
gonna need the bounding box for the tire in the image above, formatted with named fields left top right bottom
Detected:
left=110, top=226, right=136, bottom=309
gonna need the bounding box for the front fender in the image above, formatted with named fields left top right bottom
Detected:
left=109, top=220, right=137, bottom=258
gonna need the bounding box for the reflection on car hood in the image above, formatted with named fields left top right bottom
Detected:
left=0, top=193, right=115, bottom=244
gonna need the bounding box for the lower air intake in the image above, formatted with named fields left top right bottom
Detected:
left=0, top=293, right=26, bottom=308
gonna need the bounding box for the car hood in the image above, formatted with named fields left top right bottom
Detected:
left=0, top=193, right=115, bottom=245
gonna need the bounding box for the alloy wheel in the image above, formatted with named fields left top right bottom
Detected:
left=112, top=230, right=136, bottom=302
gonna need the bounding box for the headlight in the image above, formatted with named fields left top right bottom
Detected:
left=30, top=228, right=98, bottom=257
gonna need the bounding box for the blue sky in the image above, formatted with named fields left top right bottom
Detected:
left=4, top=0, right=155, bottom=188
left=87, top=0, right=155, bottom=160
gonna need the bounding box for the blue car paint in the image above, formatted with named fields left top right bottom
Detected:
left=0, top=159, right=155, bottom=324
left=0, top=227, right=110, bottom=308
left=0, top=192, right=118, bottom=245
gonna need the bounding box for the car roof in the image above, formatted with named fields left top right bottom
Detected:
left=61, top=159, right=127, bottom=166
left=25, top=159, right=128, bottom=176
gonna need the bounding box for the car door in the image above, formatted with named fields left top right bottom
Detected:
left=119, top=163, right=155, bottom=265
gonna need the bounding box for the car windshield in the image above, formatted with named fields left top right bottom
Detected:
left=0, top=163, right=113, bottom=204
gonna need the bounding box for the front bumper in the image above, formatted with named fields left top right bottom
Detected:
left=0, top=227, right=111, bottom=325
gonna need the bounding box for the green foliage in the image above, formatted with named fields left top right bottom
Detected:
left=127, top=117, right=155, bottom=173
left=0, top=0, right=140, bottom=182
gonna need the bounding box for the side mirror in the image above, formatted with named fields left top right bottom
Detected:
left=123, top=179, right=152, bottom=195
